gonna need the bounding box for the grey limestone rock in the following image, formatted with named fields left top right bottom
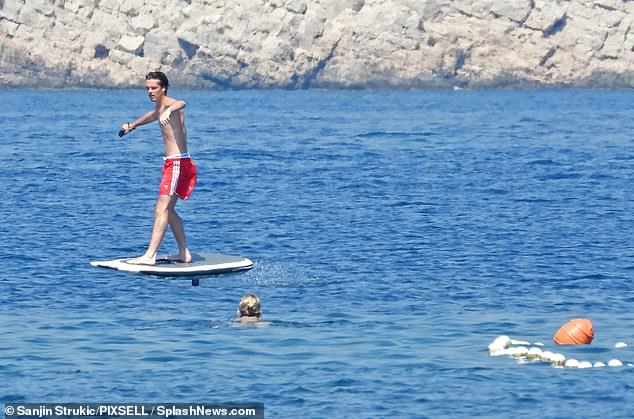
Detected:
left=2, top=0, right=634, bottom=88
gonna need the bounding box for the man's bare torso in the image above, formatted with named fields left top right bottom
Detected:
left=156, top=99, right=188, bottom=156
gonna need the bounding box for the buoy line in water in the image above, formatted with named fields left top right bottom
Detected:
left=488, top=335, right=632, bottom=369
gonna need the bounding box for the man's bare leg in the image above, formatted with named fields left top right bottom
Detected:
left=128, top=194, right=179, bottom=265
left=167, top=210, right=192, bottom=263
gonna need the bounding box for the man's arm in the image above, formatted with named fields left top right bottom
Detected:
left=159, top=99, right=186, bottom=126
left=120, top=110, right=156, bottom=136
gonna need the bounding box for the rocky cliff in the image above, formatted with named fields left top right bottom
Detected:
left=2, top=0, right=634, bottom=88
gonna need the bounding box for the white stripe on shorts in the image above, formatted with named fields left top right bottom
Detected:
left=170, top=159, right=181, bottom=196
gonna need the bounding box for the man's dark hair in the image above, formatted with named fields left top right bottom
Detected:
left=145, top=71, right=169, bottom=93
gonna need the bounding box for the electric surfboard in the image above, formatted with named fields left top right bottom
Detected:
left=90, top=252, right=253, bottom=277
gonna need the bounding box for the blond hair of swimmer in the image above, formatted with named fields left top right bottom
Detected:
left=237, top=293, right=262, bottom=323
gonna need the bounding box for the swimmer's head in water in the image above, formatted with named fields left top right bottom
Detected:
left=238, top=293, right=261, bottom=319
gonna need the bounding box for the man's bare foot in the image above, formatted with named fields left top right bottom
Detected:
left=126, top=255, right=156, bottom=265
left=166, top=249, right=192, bottom=263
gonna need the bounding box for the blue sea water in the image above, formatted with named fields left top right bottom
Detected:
left=1, top=88, right=633, bottom=418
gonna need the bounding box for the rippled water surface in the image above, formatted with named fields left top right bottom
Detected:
left=1, top=88, right=634, bottom=418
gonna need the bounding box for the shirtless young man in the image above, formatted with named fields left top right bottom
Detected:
left=119, top=71, right=197, bottom=265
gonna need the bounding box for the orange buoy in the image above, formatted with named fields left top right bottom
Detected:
left=553, top=318, right=594, bottom=345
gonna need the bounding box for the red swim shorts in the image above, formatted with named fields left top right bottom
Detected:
left=160, top=158, right=197, bottom=200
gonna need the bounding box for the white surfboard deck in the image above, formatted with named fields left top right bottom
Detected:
left=90, top=252, right=253, bottom=277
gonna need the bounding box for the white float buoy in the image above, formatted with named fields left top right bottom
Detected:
left=551, top=353, right=566, bottom=365
left=615, top=342, right=628, bottom=348
left=499, top=347, right=515, bottom=357
left=511, top=346, right=529, bottom=357
left=564, top=359, right=580, bottom=368
left=578, top=361, right=593, bottom=368
left=527, top=347, right=543, bottom=359
left=593, top=362, right=606, bottom=368
left=608, top=359, right=623, bottom=367
left=488, top=335, right=512, bottom=353
left=540, top=351, right=555, bottom=362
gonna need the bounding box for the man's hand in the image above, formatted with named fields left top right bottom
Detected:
left=119, top=122, right=134, bottom=137
left=159, top=108, right=172, bottom=126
